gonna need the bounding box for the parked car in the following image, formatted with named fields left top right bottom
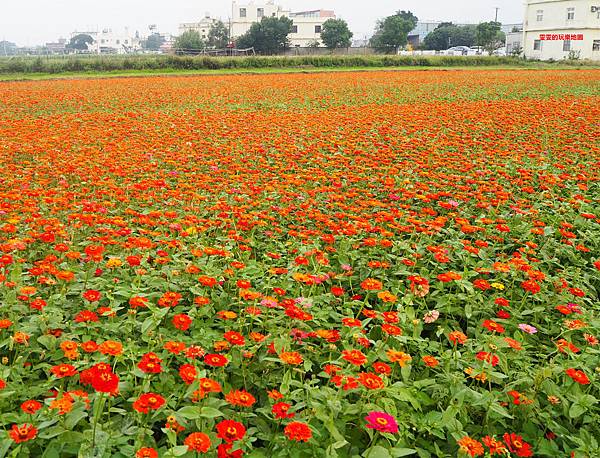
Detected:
left=445, top=46, right=471, bottom=56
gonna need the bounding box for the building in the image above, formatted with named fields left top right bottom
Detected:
left=45, top=38, right=67, bottom=54
left=407, top=21, right=485, bottom=49
left=506, top=30, right=524, bottom=55
left=231, top=1, right=335, bottom=47
left=179, top=13, right=218, bottom=40
left=408, top=22, right=444, bottom=48
left=523, top=0, right=600, bottom=60
left=70, top=28, right=141, bottom=54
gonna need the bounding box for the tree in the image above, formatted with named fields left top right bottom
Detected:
left=142, top=33, right=165, bottom=51
left=208, top=20, right=230, bottom=49
left=422, top=24, right=477, bottom=50
left=320, top=18, right=353, bottom=49
left=235, top=16, right=293, bottom=54
left=370, top=10, right=418, bottom=53
left=476, top=21, right=504, bottom=55
left=174, top=30, right=205, bottom=53
left=67, top=34, right=94, bottom=51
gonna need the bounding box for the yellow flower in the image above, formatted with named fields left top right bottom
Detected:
left=491, top=282, right=505, bottom=290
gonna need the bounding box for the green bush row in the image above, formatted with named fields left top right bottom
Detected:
left=0, top=54, right=596, bottom=75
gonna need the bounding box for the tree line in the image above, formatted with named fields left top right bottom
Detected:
left=65, top=10, right=507, bottom=56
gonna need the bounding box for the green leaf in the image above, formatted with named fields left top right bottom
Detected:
left=569, top=403, right=586, bottom=418
left=164, top=445, right=189, bottom=457
left=391, top=448, right=418, bottom=457
left=363, top=445, right=392, bottom=458
left=200, top=407, right=224, bottom=418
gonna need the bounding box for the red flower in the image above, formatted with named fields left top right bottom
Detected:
left=216, top=420, right=246, bottom=443
left=503, top=433, right=533, bottom=457
left=137, top=352, right=163, bottom=374
left=74, top=310, right=99, bottom=323
left=482, top=320, right=505, bottom=333
left=9, top=424, right=37, bottom=443
left=20, top=400, right=42, bottom=414
left=225, top=389, right=256, bottom=407
left=184, top=432, right=211, bottom=453
left=473, top=279, right=491, bottom=291
left=82, top=290, right=101, bottom=302
left=224, top=331, right=245, bottom=346
left=360, top=278, right=382, bottom=291
left=373, top=362, right=391, bottom=375
left=136, top=447, right=158, bottom=458
left=172, top=314, right=192, bottom=331
left=341, top=349, right=367, bottom=366
left=272, top=402, right=295, bottom=419
left=521, top=280, right=540, bottom=294
left=482, top=436, right=507, bottom=455
left=565, top=368, right=590, bottom=385
left=204, top=353, right=229, bottom=367
left=284, top=422, right=312, bottom=442
left=132, top=393, right=165, bottom=414
left=50, top=364, right=77, bottom=378
left=179, top=364, right=197, bottom=384
left=217, top=443, right=243, bottom=458
left=90, top=366, right=119, bottom=394
left=476, top=352, right=499, bottom=367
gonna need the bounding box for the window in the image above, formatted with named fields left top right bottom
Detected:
left=257, top=8, right=264, bottom=18
left=314, top=25, right=322, bottom=33
left=239, top=8, right=246, bottom=18
left=536, top=10, right=543, bottom=21
left=563, top=40, right=571, bottom=52
left=533, top=40, right=541, bottom=51
left=593, top=40, right=600, bottom=51
left=116, top=39, right=120, bottom=45
left=567, top=7, right=574, bottom=20
left=291, top=25, right=298, bottom=33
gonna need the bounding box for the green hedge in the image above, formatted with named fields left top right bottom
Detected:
left=0, top=54, right=596, bottom=75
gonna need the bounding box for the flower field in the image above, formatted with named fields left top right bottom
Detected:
left=0, top=69, right=599, bottom=458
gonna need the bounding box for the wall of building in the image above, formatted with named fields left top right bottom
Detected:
left=230, top=2, right=335, bottom=47
left=523, top=0, right=600, bottom=60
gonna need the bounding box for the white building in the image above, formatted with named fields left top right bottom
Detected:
left=506, top=30, right=524, bottom=55
left=523, top=0, right=600, bottom=60
left=231, top=1, right=336, bottom=47
left=71, top=28, right=141, bottom=54
left=179, top=13, right=218, bottom=40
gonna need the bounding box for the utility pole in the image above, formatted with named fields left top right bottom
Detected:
left=494, top=7, right=500, bottom=22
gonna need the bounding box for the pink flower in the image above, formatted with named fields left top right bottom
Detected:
left=364, top=411, right=399, bottom=434
left=423, top=310, right=440, bottom=324
left=518, top=324, right=537, bottom=334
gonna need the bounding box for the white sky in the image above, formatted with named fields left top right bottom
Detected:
left=2, top=0, right=524, bottom=46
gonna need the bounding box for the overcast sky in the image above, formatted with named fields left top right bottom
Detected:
left=2, top=0, right=523, bottom=46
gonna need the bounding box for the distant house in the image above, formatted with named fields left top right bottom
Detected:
left=523, top=0, right=600, bottom=60
left=231, top=1, right=336, bottom=47
left=70, top=28, right=142, bottom=54
left=179, top=14, right=218, bottom=40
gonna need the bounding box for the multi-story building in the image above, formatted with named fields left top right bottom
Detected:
left=523, top=0, right=600, bottom=60
left=231, top=1, right=335, bottom=47
left=179, top=13, right=218, bottom=40
left=71, top=28, right=142, bottom=54
left=506, top=29, right=524, bottom=55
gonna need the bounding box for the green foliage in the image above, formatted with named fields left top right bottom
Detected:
left=235, top=16, right=293, bottom=55
left=476, top=21, right=505, bottom=55
left=1, top=54, right=595, bottom=77
left=208, top=20, right=230, bottom=49
left=142, top=33, right=165, bottom=51
left=67, top=34, right=94, bottom=51
left=422, top=24, right=478, bottom=51
left=174, top=30, right=205, bottom=53
left=320, top=19, right=353, bottom=49
left=370, top=11, right=418, bottom=53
